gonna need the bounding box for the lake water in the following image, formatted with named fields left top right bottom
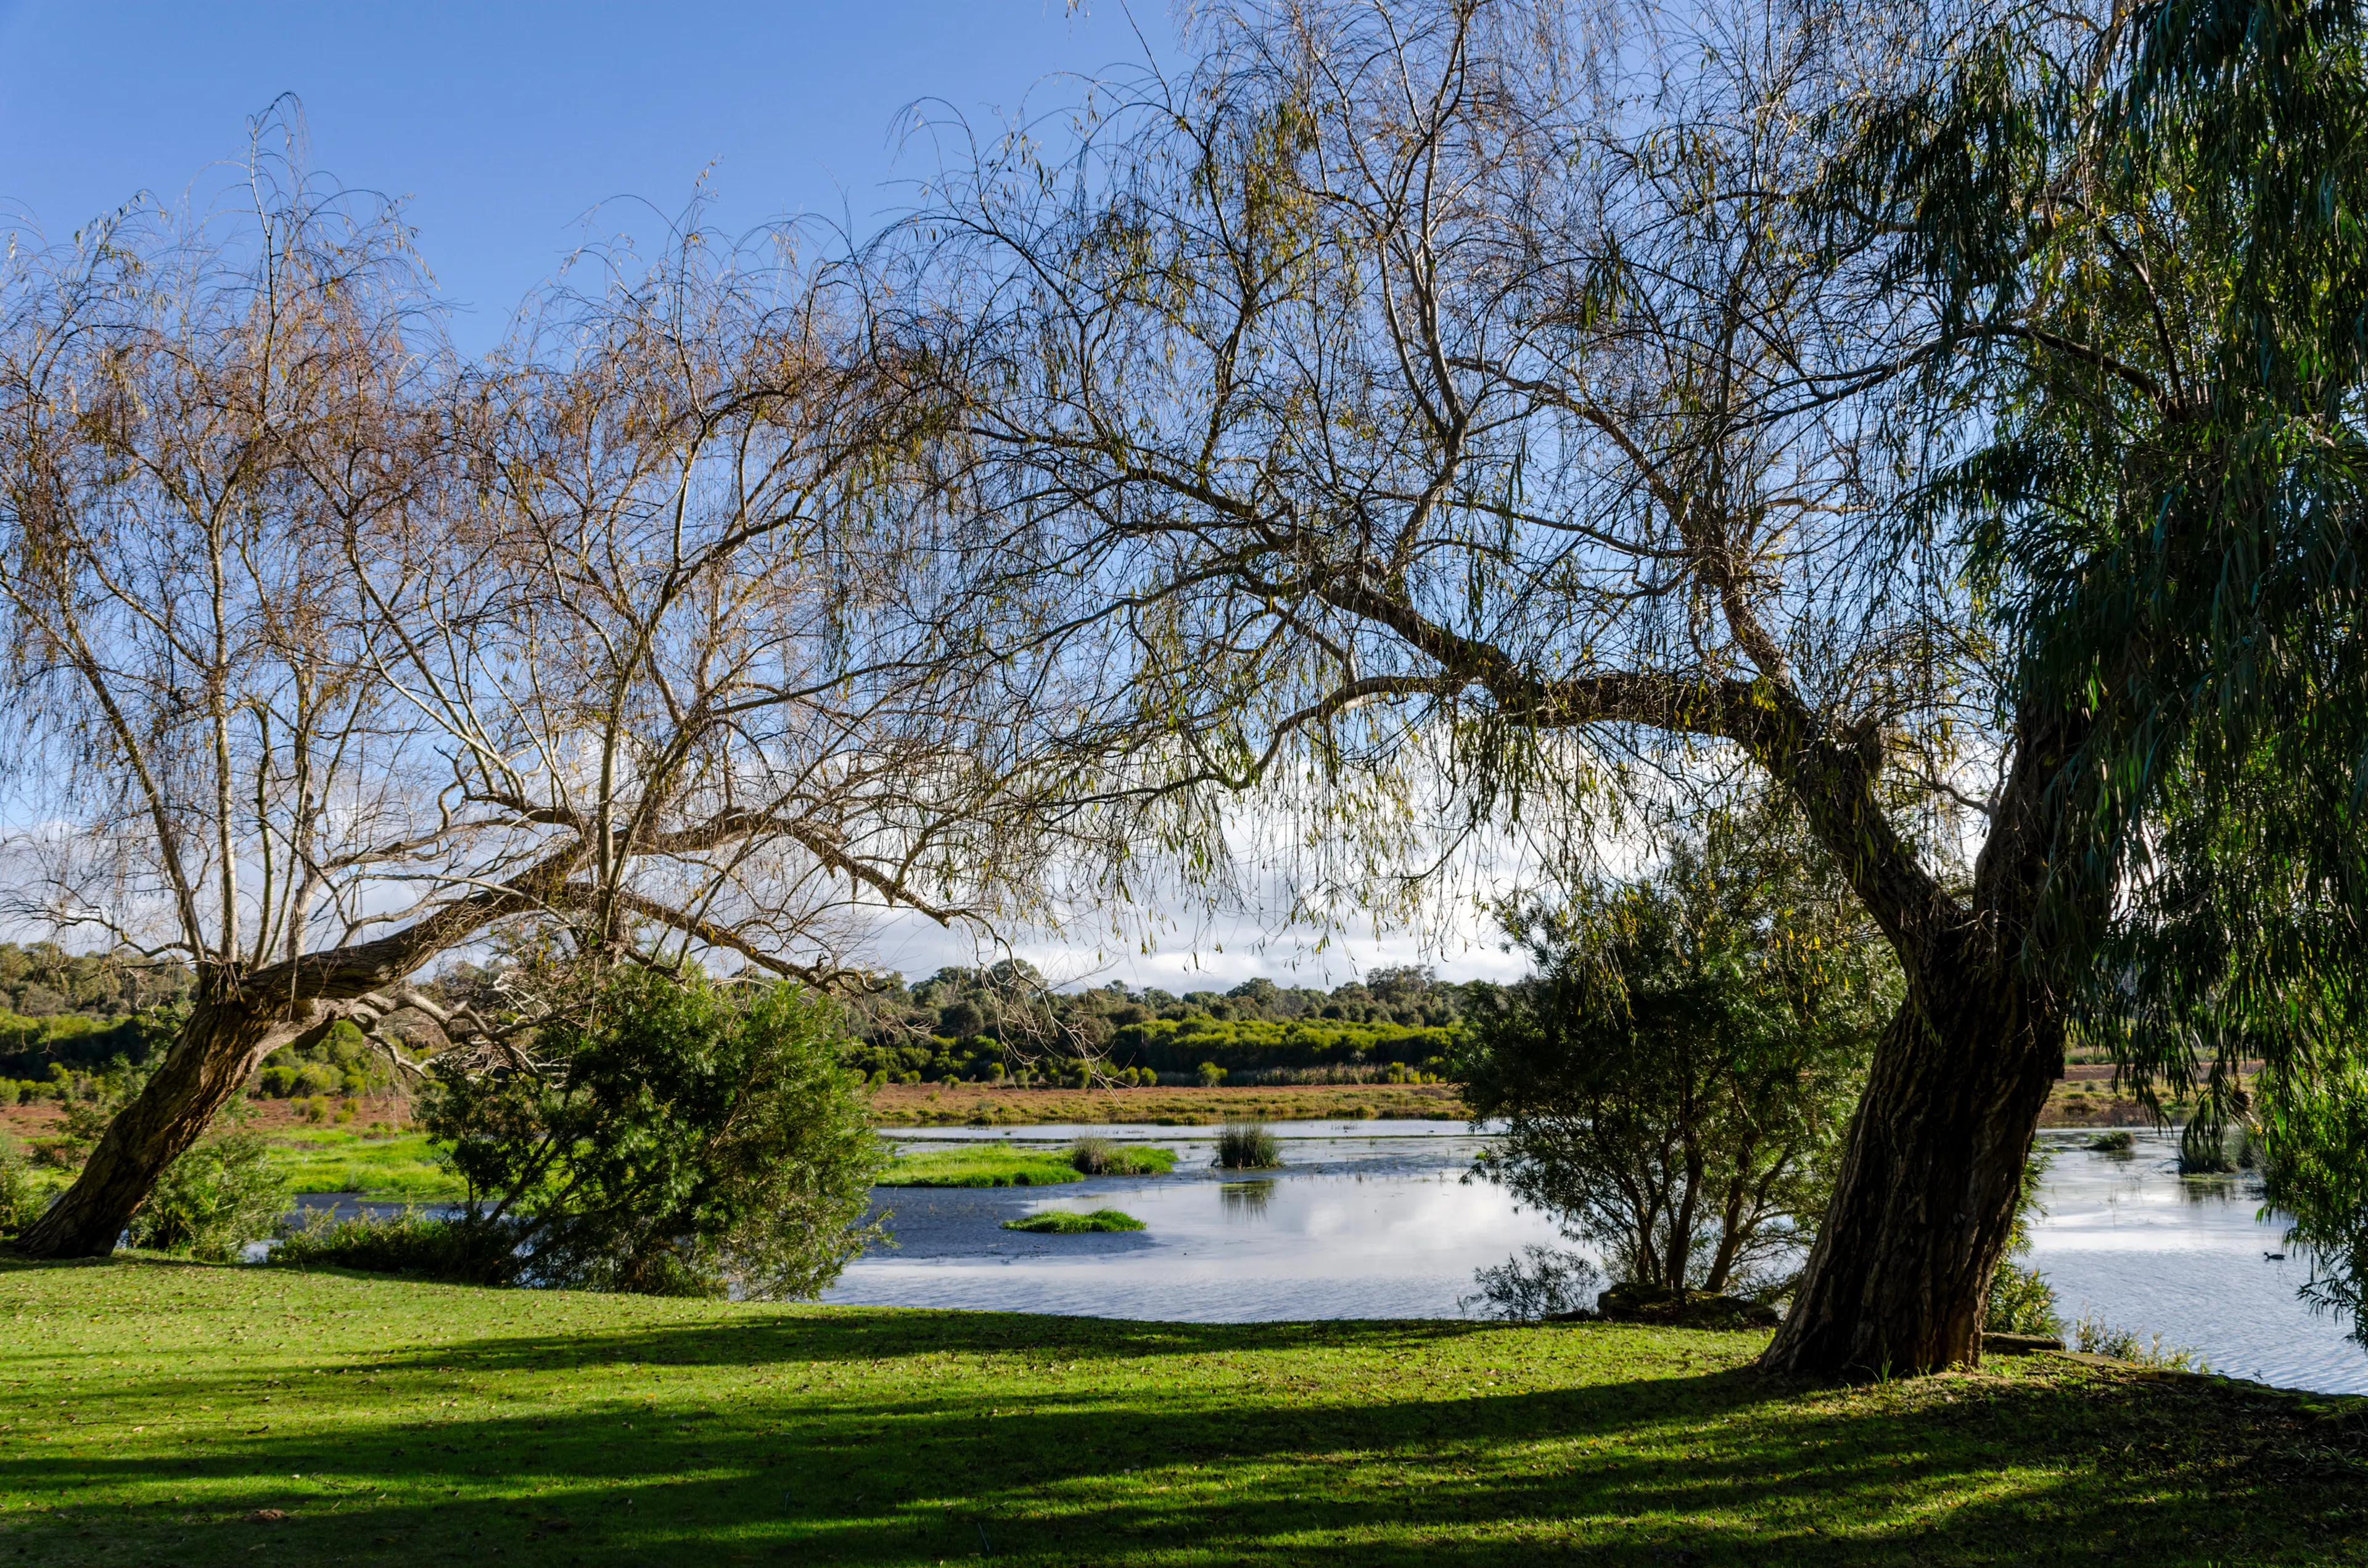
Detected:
left=825, top=1121, right=1562, bottom=1322
left=823, top=1119, right=2368, bottom=1395
left=2027, top=1127, right=2367, bottom=1393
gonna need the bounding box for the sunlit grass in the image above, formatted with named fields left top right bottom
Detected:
left=1001, top=1207, right=1146, bottom=1233
left=1, top=1255, right=2361, bottom=1566
left=876, top=1144, right=1085, bottom=1186
left=259, top=1128, right=459, bottom=1199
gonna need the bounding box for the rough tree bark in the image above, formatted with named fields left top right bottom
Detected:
left=1756, top=940, right=2061, bottom=1373
left=1758, top=708, right=2081, bottom=1375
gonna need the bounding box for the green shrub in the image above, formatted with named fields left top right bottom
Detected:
left=1196, top=1061, right=1225, bottom=1087
left=2087, top=1130, right=2137, bottom=1154
left=426, top=968, right=887, bottom=1300
left=0, top=1133, right=44, bottom=1236
left=270, top=1208, right=520, bottom=1283
left=1001, top=1208, right=1145, bottom=1233
left=1986, top=1260, right=2062, bottom=1337
left=1986, top=1144, right=2060, bottom=1336
left=1214, top=1122, right=1282, bottom=1169
left=1456, top=802, right=1888, bottom=1300
left=126, top=1129, right=290, bottom=1262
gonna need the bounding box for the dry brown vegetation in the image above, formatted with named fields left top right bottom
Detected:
left=866, top=1079, right=1465, bottom=1127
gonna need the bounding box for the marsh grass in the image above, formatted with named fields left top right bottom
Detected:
left=878, top=1146, right=1082, bottom=1186
left=2071, top=1313, right=2210, bottom=1372
left=1000, top=1208, right=1146, bottom=1233
left=1213, top=1121, right=1283, bottom=1169
left=1066, top=1138, right=1178, bottom=1176
left=262, top=1128, right=459, bottom=1199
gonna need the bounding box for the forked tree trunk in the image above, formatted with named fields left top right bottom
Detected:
left=1754, top=695, right=2084, bottom=1376
left=14, top=993, right=288, bottom=1258
left=1758, top=925, right=2063, bottom=1375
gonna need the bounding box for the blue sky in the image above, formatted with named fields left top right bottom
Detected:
left=0, top=2, right=1146, bottom=348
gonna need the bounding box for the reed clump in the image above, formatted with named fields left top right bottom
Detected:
left=1214, top=1122, right=1283, bottom=1170
left=1067, top=1138, right=1178, bottom=1176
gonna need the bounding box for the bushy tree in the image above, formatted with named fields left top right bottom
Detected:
left=125, top=1127, right=289, bottom=1263
left=0, top=1134, right=41, bottom=1236
left=1458, top=807, right=1894, bottom=1298
left=424, top=969, right=887, bottom=1299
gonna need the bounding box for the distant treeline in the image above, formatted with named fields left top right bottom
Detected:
left=0, top=945, right=1484, bottom=1099
left=0, top=943, right=191, bottom=1082
left=841, top=963, right=1482, bottom=1085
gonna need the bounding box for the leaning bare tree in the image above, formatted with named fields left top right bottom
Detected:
left=876, top=0, right=2089, bottom=1372
left=0, top=153, right=1081, bottom=1258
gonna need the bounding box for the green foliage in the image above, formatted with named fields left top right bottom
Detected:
left=253, top=1019, right=388, bottom=1101
left=421, top=969, right=887, bottom=1300
left=2070, top=1314, right=2208, bottom=1374
left=269, top=1209, right=518, bottom=1283
left=2260, top=1062, right=2368, bottom=1347
left=1847, top=0, right=2368, bottom=1336
left=836, top=959, right=1477, bottom=1085
left=1986, top=1144, right=2060, bottom=1339
left=1213, top=1122, right=1281, bottom=1169
left=0, top=945, right=189, bottom=1080
left=1000, top=1208, right=1145, bottom=1233
left=33, top=1054, right=156, bottom=1169
left=0, top=1133, right=45, bottom=1236
left=125, top=1128, right=290, bottom=1263
left=1986, top=1265, right=2061, bottom=1339
left=1458, top=804, right=1890, bottom=1296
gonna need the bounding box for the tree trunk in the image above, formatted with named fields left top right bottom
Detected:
left=1757, top=928, right=2062, bottom=1374
left=14, top=994, right=284, bottom=1258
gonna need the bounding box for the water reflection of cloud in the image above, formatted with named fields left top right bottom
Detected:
left=2027, top=1129, right=2367, bottom=1392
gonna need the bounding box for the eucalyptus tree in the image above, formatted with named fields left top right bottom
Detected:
left=1836, top=0, right=2368, bottom=1346
left=879, top=0, right=2368, bottom=1371
left=0, top=156, right=1083, bottom=1257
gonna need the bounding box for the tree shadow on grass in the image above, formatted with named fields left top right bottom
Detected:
left=6, top=1300, right=2364, bottom=1567
left=419, top=1300, right=1503, bottom=1369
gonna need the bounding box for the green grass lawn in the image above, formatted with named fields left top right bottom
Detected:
left=260, top=1129, right=459, bottom=1200
left=2, top=1257, right=2364, bottom=1566
left=878, top=1143, right=1177, bottom=1187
